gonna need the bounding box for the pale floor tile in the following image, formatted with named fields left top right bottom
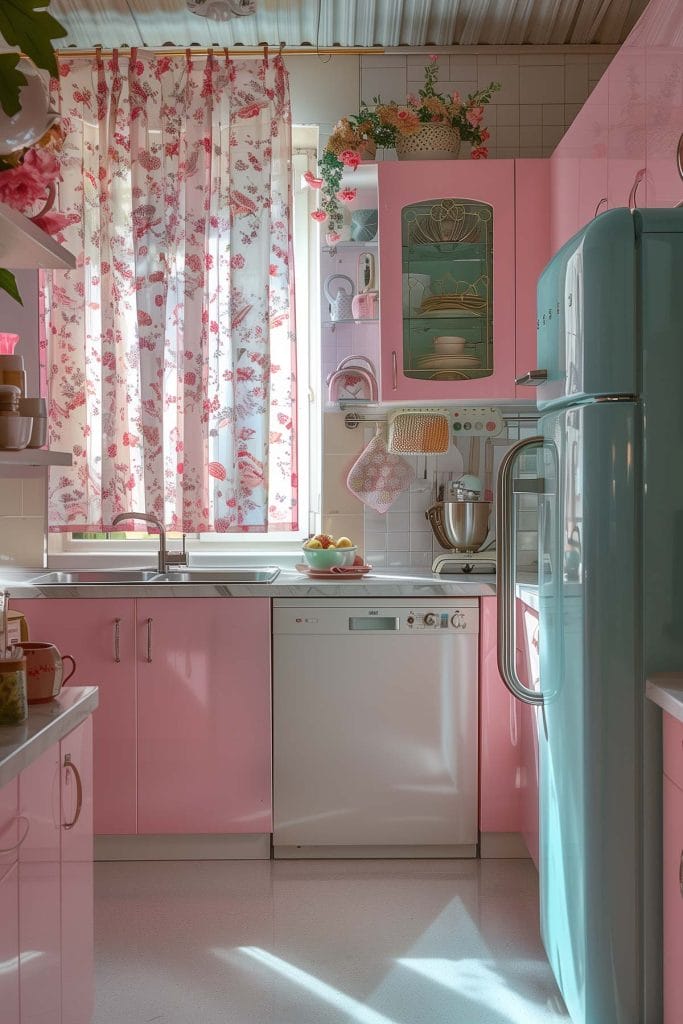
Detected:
left=93, top=859, right=569, bottom=1024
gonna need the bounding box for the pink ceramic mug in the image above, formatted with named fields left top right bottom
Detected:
left=22, top=642, right=76, bottom=704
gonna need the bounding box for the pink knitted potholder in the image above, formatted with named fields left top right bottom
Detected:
left=346, top=433, right=416, bottom=513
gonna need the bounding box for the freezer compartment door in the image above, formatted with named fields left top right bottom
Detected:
left=538, top=401, right=641, bottom=1024
left=534, top=209, right=637, bottom=410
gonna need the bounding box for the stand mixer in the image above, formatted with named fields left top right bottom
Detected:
left=426, top=473, right=496, bottom=574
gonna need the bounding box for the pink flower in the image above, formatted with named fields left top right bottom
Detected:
left=30, top=211, right=71, bottom=236
left=451, top=91, right=462, bottom=105
left=339, top=149, right=361, bottom=169
left=480, top=128, right=490, bottom=142
left=325, top=231, right=341, bottom=244
left=406, top=93, right=419, bottom=106
left=396, top=108, right=421, bottom=132
left=311, top=209, right=328, bottom=222
left=302, top=170, right=323, bottom=189
left=0, top=148, right=59, bottom=213
left=466, top=105, right=485, bottom=127
left=429, top=54, right=439, bottom=63
left=471, top=146, right=489, bottom=160
left=336, top=187, right=357, bottom=203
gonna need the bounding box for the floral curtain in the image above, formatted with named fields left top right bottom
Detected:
left=44, top=50, right=297, bottom=532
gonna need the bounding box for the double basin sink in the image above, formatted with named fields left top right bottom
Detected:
left=32, top=566, right=281, bottom=588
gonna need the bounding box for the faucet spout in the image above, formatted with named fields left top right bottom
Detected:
left=111, top=512, right=167, bottom=573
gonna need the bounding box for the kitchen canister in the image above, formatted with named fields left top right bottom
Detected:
left=18, top=397, right=47, bottom=448
left=22, top=642, right=76, bottom=704
left=0, top=655, right=28, bottom=724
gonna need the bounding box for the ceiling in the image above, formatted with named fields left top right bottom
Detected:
left=49, top=0, right=650, bottom=50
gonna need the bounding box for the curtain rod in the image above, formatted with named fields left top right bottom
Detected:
left=56, top=45, right=385, bottom=58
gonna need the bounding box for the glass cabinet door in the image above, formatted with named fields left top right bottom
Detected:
left=402, top=198, right=493, bottom=381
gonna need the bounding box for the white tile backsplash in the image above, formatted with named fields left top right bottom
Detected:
left=0, top=473, right=47, bottom=567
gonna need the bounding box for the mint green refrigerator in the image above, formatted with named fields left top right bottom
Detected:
left=498, top=209, right=683, bottom=1023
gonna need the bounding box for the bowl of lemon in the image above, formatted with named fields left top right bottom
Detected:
left=302, top=534, right=358, bottom=569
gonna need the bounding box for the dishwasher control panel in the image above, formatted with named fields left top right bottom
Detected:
left=273, top=599, right=479, bottom=635
left=404, top=607, right=478, bottom=631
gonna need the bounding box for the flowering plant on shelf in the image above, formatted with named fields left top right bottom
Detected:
left=312, top=55, right=500, bottom=234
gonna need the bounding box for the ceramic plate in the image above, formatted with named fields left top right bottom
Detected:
left=416, top=354, right=481, bottom=369
left=295, top=563, right=372, bottom=579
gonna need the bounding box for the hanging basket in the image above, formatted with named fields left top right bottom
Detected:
left=395, top=123, right=461, bottom=162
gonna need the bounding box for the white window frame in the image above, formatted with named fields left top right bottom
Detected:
left=48, top=127, right=321, bottom=564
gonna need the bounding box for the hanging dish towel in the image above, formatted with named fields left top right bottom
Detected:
left=346, top=433, right=416, bottom=513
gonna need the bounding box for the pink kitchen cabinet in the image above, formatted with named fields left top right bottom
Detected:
left=663, top=769, right=683, bottom=1024
left=514, top=160, right=550, bottom=395
left=0, top=779, right=20, bottom=1024
left=14, top=598, right=137, bottom=835
left=18, top=745, right=61, bottom=1024
left=136, top=599, right=272, bottom=834
left=378, top=160, right=517, bottom=401
left=479, top=596, right=522, bottom=835
left=60, top=717, right=94, bottom=1024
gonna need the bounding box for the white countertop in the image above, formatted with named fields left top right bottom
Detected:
left=0, top=686, right=99, bottom=788
left=0, top=566, right=497, bottom=599
left=646, top=674, right=683, bottom=725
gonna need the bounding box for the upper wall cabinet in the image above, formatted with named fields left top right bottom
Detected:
left=378, top=161, right=517, bottom=401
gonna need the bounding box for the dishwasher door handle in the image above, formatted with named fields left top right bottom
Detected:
left=348, top=617, right=400, bottom=631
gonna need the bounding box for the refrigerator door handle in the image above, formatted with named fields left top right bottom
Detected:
left=497, top=435, right=546, bottom=706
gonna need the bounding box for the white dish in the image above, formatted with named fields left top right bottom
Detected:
left=416, top=354, right=481, bottom=370
left=433, top=336, right=466, bottom=354
left=417, top=309, right=482, bottom=319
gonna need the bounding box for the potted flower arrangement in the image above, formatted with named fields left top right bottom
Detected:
left=313, top=55, right=500, bottom=234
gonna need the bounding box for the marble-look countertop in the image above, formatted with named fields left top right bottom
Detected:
left=0, top=685, right=99, bottom=788
left=0, top=566, right=497, bottom=599
left=646, top=674, right=683, bottom=725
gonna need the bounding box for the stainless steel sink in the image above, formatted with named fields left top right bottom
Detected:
left=32, top=569, right=161, bottom=586
left=158, top=566, right=280, bottom=584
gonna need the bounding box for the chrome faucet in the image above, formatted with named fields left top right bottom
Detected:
left=110, top=512, right=186, bottom=574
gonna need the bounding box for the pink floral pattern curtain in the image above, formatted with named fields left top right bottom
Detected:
left=45, top=50, right=297, bottom=532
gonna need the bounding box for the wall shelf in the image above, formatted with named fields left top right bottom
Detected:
left=0, top=449, right=71, bottom=467
left=0, top=202, right=76, bottom=270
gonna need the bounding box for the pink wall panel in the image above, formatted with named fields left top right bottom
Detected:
left=479, top=596, right=522, bottom=833
left=0, top=779, right=19, bottom=1024
left=663, top=773, right=683, bottom=1024
left=514, top=160, right=550, bottom=393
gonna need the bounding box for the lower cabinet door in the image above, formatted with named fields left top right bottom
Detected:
left=664, top=773, right=683, bottom=1024
left=61, top=719, right=94, bottom=1024
left=19, top=746, right=61, bottom=1024
left=136, top=598, right=272, bottom=834
left=0, top=780, right=19, bottom=1024
left=14, top=598, right=137, bottom=835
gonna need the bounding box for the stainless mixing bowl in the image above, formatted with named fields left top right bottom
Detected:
left=426, top=500, right=492, bottom=552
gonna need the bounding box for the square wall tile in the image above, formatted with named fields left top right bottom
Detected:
left=519, top=65, right=564, bottom=105
left=519, top=103, right=543, bottom=125
left=324, top=413, right=360, bottom=454
left=386, top=550, right=410, bottom=567
left=565, top=63, right=589, bottom=104
left=322, top=453, right=360, bottom=516
left=322, top=513, right=364, bottom=547
left=0, top=516, right=45, bottom=567
left=542, top=103, right=565, bottom=125
left=361, top=67, right=407, bottom=105
left=449, top=55, right=477, bottom=77
left=496, top=104, right=520, bottom=126
left=0, top=479, right=22, bottom=516
left=386, top=511, right=409, bottom=532
left=519, top=124, right=543, bottom=149
left=478, top=63, right=519, bottom=105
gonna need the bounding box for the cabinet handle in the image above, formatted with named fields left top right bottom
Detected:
left=628, top=168, right=646, bottom=211
left=113, top=618, right=121, bottom=663
left=391, top=350, right=398, bottom=391
left=593, top=197, right=607, bottom=218
left=0, top=816, right=30, bottom=853
left=679, top=849, right=683, bottom=898
left=677, top=133, right=683, bottom=182
left=62, top=754, right=83, bottom=831
left=146, top=617, right=153, bottom=663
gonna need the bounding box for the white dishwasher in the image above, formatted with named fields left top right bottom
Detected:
left=273, top=598, right=479, bottom=858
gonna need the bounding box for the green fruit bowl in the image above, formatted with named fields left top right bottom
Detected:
left=302, top=546, right=347, bottom=569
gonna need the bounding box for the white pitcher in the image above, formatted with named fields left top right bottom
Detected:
left=324, top=274, right=355, bottom=322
